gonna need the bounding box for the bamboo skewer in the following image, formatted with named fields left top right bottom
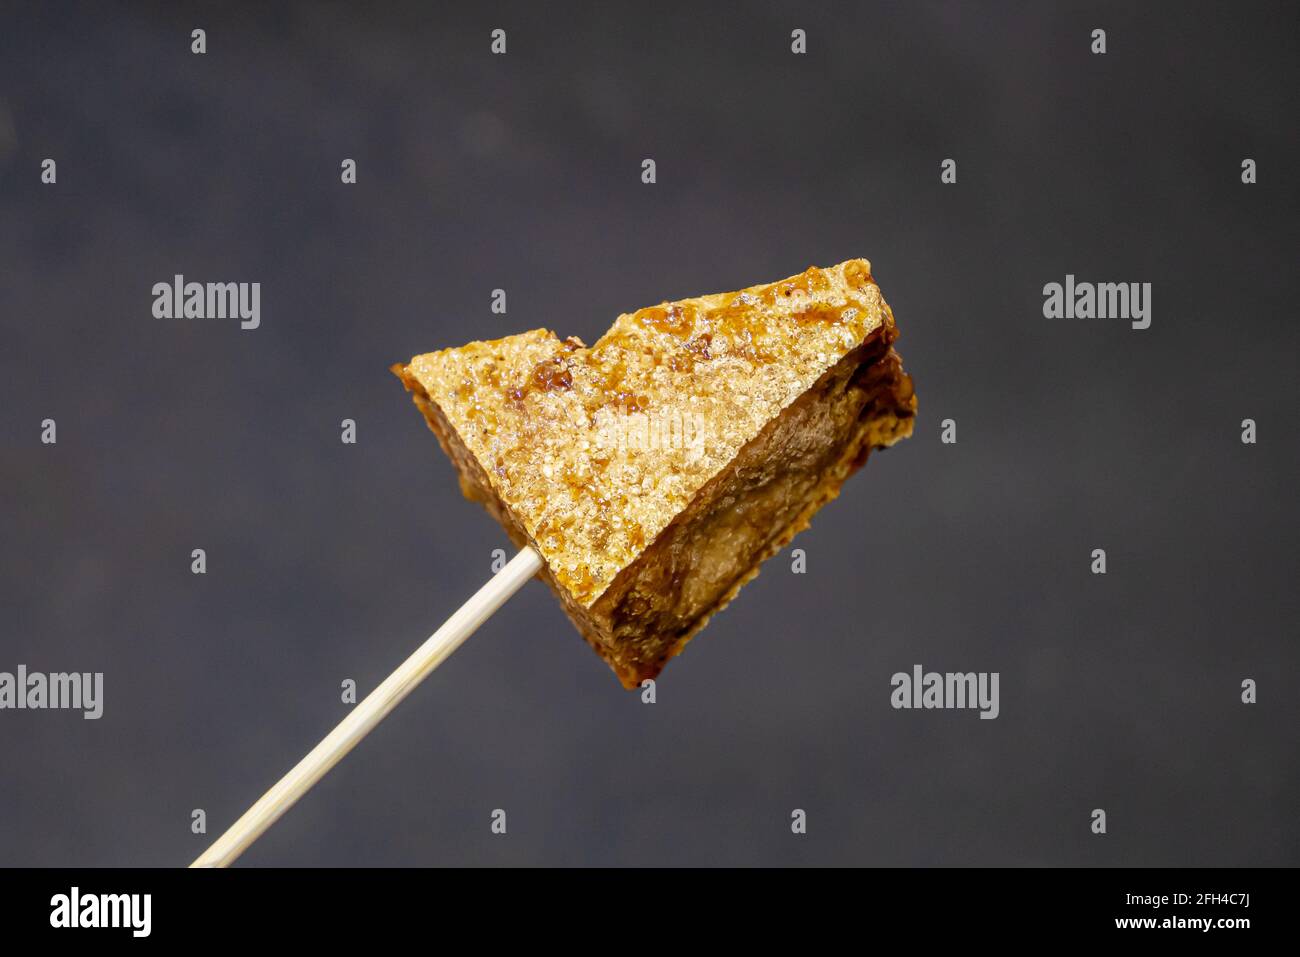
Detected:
left=190, top=546, right=544, bottom=868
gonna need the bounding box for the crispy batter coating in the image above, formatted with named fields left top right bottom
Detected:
left=395, top=259, right=915, bottom=685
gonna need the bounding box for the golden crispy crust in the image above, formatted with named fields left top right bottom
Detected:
left=394, top=259, right=916, bottom=685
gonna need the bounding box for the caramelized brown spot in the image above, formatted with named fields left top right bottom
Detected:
left=760, top=266, right=831, bottom=305
left=684, top=333, right=712, bottom=359
left=604, top=390, right=648, bottom=413
left=531, top=357, right=573, bottom=393
left=509, top=354, right=574, bottom=406
left=635, top=302, right=697, bottom=338
left=793, top=302, right=850, bottom=325
left=842, top=260, right=874, bottom=290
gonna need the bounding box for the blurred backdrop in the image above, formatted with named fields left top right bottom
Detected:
left=0, top=1, right=1297, bottom=866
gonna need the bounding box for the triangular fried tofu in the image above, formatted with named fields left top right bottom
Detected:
left=394, top=259, right=916, bottom=687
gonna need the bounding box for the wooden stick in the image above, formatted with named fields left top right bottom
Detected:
left=190, top=546, right=544, bottom=868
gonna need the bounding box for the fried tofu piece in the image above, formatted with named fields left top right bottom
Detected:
left=394, top=259, right=916, bottom=687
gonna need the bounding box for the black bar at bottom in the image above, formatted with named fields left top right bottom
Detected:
left=0, top=866, right=1279, bottom=942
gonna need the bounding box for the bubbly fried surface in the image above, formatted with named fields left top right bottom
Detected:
left=394, top=259, right=916, bottom=685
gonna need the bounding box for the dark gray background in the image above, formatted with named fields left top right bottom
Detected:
left=1, top=1, right=1296, bottom=867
